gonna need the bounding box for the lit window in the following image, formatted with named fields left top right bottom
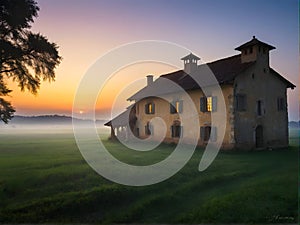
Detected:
left=170, top=100, right=183, bottom=114
left=207, top=97, right=212, bottom=112
left=145, top=103, right=155, bottom=114
left=200, top=96, right=217, bottom=112
left=176, top=101, right=180, bottom=112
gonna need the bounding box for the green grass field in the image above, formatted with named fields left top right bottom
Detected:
left=0, top=127, right=298, bottom=223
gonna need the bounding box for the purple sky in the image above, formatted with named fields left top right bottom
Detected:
left=12, top=0, right=298, bottom=120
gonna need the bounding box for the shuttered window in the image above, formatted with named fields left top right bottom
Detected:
left=200, top=126, right=217, bottom=142
left=145, top=122, right=153, bottom=135
left=200, top=97, right=207, bottom=112
left=200, top=96, right=217, bottom=112
left=171, top=125, right=182, bottom=137
left=145, top=102, right=155, bottom=114
left=170, top=100, right=183, bottom=114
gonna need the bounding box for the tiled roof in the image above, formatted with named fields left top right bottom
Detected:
left=269, top=68, right=295, bottom=89
left=104, top=104, right=135, bottom=126
left=181, top=53, right=200, bottom=60
left=235, top=36, right=275, bottom=51
left=128, top=54, right=254, bottom=100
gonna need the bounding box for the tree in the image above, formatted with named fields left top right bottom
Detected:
left=0, top=0, right=62, bottom=123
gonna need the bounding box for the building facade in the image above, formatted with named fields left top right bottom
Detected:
left=105, top=37, right=295, bottom=150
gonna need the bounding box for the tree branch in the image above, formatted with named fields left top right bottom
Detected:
left=0, top=68, right=18, bottom=74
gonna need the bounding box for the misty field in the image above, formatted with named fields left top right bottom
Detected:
left=0, top=127, right=298, bottom=223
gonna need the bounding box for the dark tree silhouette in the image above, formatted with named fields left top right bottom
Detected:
left=0, top=0, right=62, bottom=123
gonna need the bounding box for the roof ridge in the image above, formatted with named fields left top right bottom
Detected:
left=206, top=54, right=241, bottom=65
left=160, top=69, right=185, bottom=77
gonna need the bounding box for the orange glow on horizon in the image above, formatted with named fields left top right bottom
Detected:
left=8, top=60, right=177, bottom=118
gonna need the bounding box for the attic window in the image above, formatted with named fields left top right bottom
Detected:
left=252, top=73, right=255, bottom=79
left=249, top=47, right=253, bottom=54
left=263, top=48, right=266, bottom=54
left=258, top=46, right=261, bottom=52
left=244, top=49, right=248, bottom=55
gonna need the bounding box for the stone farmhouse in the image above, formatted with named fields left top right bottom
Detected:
left=105, top=36, right=295, bottom=149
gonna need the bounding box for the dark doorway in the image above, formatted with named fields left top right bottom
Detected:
left=255, top=125, right=263, bottom=148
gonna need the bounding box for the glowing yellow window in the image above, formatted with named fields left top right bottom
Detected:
left=145, top=103, right=155, bottom=114
left=148, top=103, right=152, bottom=113
left=207, top=97, right=212, bottom=112
left=175, top=101, right=180, bottom=112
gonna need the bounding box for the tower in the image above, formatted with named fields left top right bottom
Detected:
left=235, top=36, right=275, bottom=67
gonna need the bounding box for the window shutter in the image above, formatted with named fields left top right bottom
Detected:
left=150, top=124, right=154, bottom=135
left=210, top=126, right=217, bottom=142
left=200, top=97, right=207, bottom=112
left=145, top=104, right=148, bottom=114
left=152, top=103, right=155, bottom=114
left=170, top=102, right=175, bottom=114
left=200, top=126, right=205, bottom=140
left=171, top=126, right=174, bottom=137
left=179, top=100, right=183, bottom=113
left=212, top=96, right=217, bottom=112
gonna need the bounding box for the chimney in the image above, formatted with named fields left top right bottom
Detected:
left=146, top=75, right=153, bottom=86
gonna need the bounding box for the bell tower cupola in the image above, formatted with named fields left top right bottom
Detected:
left=235, top=36, right=275, bottom=66
left=181, top=53, right=200, bottom=74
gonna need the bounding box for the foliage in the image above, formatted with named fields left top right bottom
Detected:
left=0, top=0, right=61, bottom=123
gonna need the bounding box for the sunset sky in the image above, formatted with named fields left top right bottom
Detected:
left=8, top=0, right=298, bottom=120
